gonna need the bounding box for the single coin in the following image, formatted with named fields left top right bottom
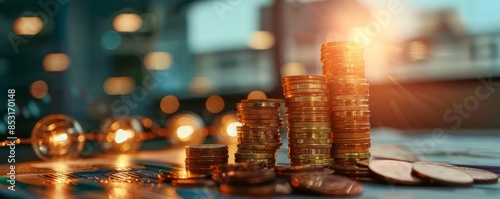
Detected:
left=332, top=138, right=370, bottom=144
left=186, top=144, right=227, bottom=151
left=288, top=133, right=332, bottom=139
left=320, top=57, right=364, bottom=64
left=334, top=170, right=372, bottom=177
left=290, top=158, right=334, bottom=164
left=332, top=143, right=371, bottom=149
left=288, top=143, right=332, bottom=149
left=282, top=75, right=325, bottom=82
left=283, top=83, right=327, bottom=90
left=330, top=99, right=369, bottom=106
left=235, top=153, right=276, bottom=159
left=288, top=122, right=331, bottom=128
left=286, top=96, right=329, bottom=103
left=288, top=154, right=332, bottom=159
left=288, top=148, right=331, bottom=155
left=332, top=132, right=370, bottom=139
left=451, top=166, right=499, bottom=184
left=332, top=153, right=370, bottom=159
left=290, top=172, right=363, bottom=196
left=328, top=164, right=369, bottom=172
left=288, top=138, right=332, bottom=144
left=332, top=148, right=370, bottom=154
left=285, top=102, right=330, bottom=107
left=219, top=179, right=292, bottom=196
left=412, top=161, right=474, bottom=186
left=356, top=159, right=372, bottom=167
left=158, top=170, right=208, bottom=182
left=331, top=111, right=370, bottom=117
left=368, top=160, right=424, bottom=185
left=171, top=179, right=216, bottom=187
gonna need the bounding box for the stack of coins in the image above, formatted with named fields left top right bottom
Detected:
left=282, top=75, right=333, bottom=166
left=235, top=99, right=284, bottom=167
left=185, top=144, right=228, bottom=174
left=320, top=41, right=371, bottom=165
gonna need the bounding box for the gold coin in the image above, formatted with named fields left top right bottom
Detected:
left=236, top=102, right=281, bottom=108
left=288, top=154, right=332, bottom=159
left=332, top=153, right=370, bottom=159
left=325, top=78, right=366, bottom=84
left=286, top=96, right=329, bottom=103
left=234, top=153, right=276, bottom=159
left=331, top=111, right=370, bottom=117
left=290, top=158, right=334, bottom=164
left=332, top=138, right=370, bottom=144
left=332, top=143, right=371, bottom=150
left=288, top=122, right=331, bottom=128
left=286, top=113, right=330, bottom=118
left=283, top=83, right=327, bottom=90
left=289, top=138, right=332, bottom=144
left=238, top=114, right=281, bottom=120
left=282, top=75, right=325, bottom=82
left=288, top=143, right=332, bottom=149
left=330, top=99, right=369, bottom=106
left=321, top=41, right=364, bottom=49
left=285, top=102, right=330, bottom=107
left=286, top=106, right=330, bottom=112
left=321, top=58, right=364, bottom=65
left=332, top=132, right=370, bottom=139
left=288, top=133, right=332, bottom=139
left=330, top=105, right=370, bottom=112
left=288, top=148, right=331, bottom=154
left=237, top=126, right=280, bottom=131
left=333, top=148, right=370, bottom=154
left=287, top=128, right=332, bottom=134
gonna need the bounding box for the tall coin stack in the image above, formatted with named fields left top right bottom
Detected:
left=235, top=99, right=284, bottom=167
left=320, top=41, right=371, bottom=165
left=185, top=144, right=229, bottom=174
left=282, top=75, right=333, bottom=166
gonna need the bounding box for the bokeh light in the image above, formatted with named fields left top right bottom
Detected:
left=113, top=13, right=143, bottom=32
left=43, top=53, right=70, bottom=72
left=103, top=77, right=135, bottom=95
left=144, top=52, right=173, bottom=70
left=13, top=16, right=43, bottom=35
left=281, top=62, right=307, bottom=77
left=189, top=76, right=213, bottom=95
left=30, top=80, right=48, bottom=99
left=247, top=90, right=267, bottom=99
left=205, top=95, right=225, bottom=113
left=99, top=117, right=143, bottom=153
left=247, top=31, right=275, bottom=50
left=167, top=113, right=205, bottom=146
left=101, top=31, right=122, bottom=50
left=212, top=113, right=241, bottom=143
left=160, top=95, right=180, bottom=114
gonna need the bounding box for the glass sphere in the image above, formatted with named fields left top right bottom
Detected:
left=99, top=117, right=143, bottom=153
left=167, top=112, right=205, bottom=146
left=31, top=114, right=86, bottom=161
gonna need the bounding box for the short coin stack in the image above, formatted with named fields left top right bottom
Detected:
left=235, top=99, right=284, bottom=167
left=282, top=75, right=333, bottom=166
left=320, top=41, right=371, bottom=165
left=185, top=144, right=228, bottom=175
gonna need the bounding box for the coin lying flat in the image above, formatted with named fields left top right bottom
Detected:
left=368, top=160, right=424, bottom=185
left=290, top=172, right=363, bottom=196
left=171, top=179, right=216, bottom=187
left=219, top=179, right=292, bottom=196
left=158, top=171, right=208, bottom=182
left=412, top=162, right=473, bottom=186
left=451, top=166, right=499, bottom=184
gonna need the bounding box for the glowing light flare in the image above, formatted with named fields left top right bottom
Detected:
left=114, top=129, right=134, bottom=144
left=113, top=13, right=143, bottom=32
left=247, top=31, right=275, bottom=50
left=53, top=133, right=68, bottom=142
left=144, top=52, right=173, bottom=70
left=226, top=122, right=241, bottom=137
left=30, top=80, right=48, bottom=99
left=160, top=95, right=180, bottom=114
left=13, top=16, right=43, bottom=35
left=43, top=53, right=70, bottom=72
left=205, top=95, right=225, bottom=113
left=103, top=77, right=135, bottom=95
left=247, top=90, right=267, bottom=99
left=281, top=62, right=306, bottom=77
left=176, top=125, right=195, bottom=141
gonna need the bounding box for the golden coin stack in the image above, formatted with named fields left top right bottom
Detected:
left=282, top=75, right=334, bottom=166
left=185, top=144, right=228, bottom=174
left=320, top=41, right=371, bottom=165
left=235, top=99, right=284, bottom=167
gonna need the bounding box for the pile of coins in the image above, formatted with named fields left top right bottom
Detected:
left=235, top=99, right=284, bottom=167
left=282, top=75, right=333, bottom=166
left=321, top=41, right=371, bottom=165
left=184, top=144, right=228, bottom=174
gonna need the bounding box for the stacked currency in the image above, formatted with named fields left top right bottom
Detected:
left=320, top=41, right=371, bottom=165
left=185, top=144, right=228, bottom=174
left=282, top=75, right=333, bottom=166
left=235, top=99, right=284, bottom=167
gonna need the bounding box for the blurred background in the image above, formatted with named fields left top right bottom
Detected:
left=0, top=0, right=499, bottom=162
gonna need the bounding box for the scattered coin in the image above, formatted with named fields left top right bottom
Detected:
left=290, top=172, right=363, bottom=196
left=412, top=161, right=474, bottom=186
left=368, top=160, right=424, bottom=185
